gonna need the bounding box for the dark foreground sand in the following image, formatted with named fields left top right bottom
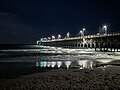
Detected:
left=0, top=66, right=120, bottom=90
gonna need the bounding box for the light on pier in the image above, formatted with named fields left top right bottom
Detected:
left=58, top=34, right=61, bottom=39
left=48, top=37, right=51, bottom=40
left=52, top=36, right=55, bottom=40
left=103, top=25, right=107, bottom=34
left=67, top=32, right=70, bottom=38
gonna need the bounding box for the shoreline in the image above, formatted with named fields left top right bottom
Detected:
left=0, top=66, right=120, bottom=90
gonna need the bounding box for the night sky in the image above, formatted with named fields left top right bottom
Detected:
left=0, top=0, right=120, bottom=44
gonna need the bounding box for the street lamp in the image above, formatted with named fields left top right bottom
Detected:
left=44, top=38, right=47, bottom=41
left=48, top=37, right=51, bottom=40
left=83, top=28, right=85, bottom=31
left=67, top=32, right=70, bottom=38
left=52, top=35, right=55, bottom=40
left=40, top=38, right=43, bottom=41
left=82, top=28, right=86, bottom=36
left=79, top=28, right=86, bottom=36
left=80, top=30, right=83, bottom=36
left=58, top=34, right=61, bottom=39
left=103, top=25, right=107, bottom=34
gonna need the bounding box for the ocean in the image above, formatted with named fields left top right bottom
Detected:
left=0, top=44, right=120, bottom=78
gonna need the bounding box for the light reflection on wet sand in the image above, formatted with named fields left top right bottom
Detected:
left=0, top=47, right=120, bottom=70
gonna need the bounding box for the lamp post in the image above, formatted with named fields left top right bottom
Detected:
left=58, top=34, right=61, bottom=39
left=40, top=38, right=43, bottom=41
left=103, top=25, right=107, bottom=34
left=79, top=28, right=86, bottom=36
left=44, top=38, right=47, bottom=41
left=80, top=30, right=83, bottom=36
left=67, top=32, right=70, bottom=38
left=52, top=36, right=55, bottom=40
left=82, top=28, right=86, bottom=36
left=48, top=37, right=51, bottom=40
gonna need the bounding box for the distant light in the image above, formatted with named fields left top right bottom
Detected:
left=48, top=37, right=51, bottom=40
left=80, top=31, right=83, bottom=33
left=67, top=32, right=70, bottom=38
left=103, top=25, right=107, bottom=34
left=103, top=25, right=107, bottom=30
left=44, top=38, right=47, bottom=40
left=58, top=34, right=61, bottom=39
left=52, top=36, right=55, bottom=40
left=41, top=38, right=43, bottom=41
left=83, top=28, right=85, bottom=31
left=36, top=62, right=39, bottom=67
left=40, top=61, right=44, bottom=67
left=36, top=41, right=39, bottom=44
left=40, top=50, right=43, bottom=53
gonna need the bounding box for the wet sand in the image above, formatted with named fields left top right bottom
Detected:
left=0, top=66, right=120, bottom=90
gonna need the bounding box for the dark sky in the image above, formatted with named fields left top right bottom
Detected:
left=0, top=0, right=120, bottom=44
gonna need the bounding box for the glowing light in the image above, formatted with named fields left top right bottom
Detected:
left=78, top=60, right=94, bottom=69
left=79, top=28, right=86, bottom=36
left=78, top=60, right=88, bottom=68
left=103, top=25, right=107, bottom=30
left=43, top=61, right=47, bottom=67
left=36, top=62, right=39, bottom=67
left=40, top=50, right=44, bottom=53
left=51, top=61, right=56, bottom=68
left=83, top=28, right=85, bottom=31
left=48, top=37, right=51, bottom=40
left=40, top=62, right=44, bottom=67
left=80, top=30, right=83, bottom=36
left=103, top=25, right=107, bottom=34
left=57, top=61, right=62, bottom=68
left=58, top=34, right=61, bottom=39
left=40, top=38, right=43, bottom=41
left=96, top=59, right=113, bottom=63
left=52, top=36, right=55, bottom=40
left=47, top=62, right=51, bottom=67
left=80, top=31, right=83, bottom=33
left=65, top=61, right=71, bottom=69
left=67, top=32, right=70, bottom=38
left=36, top=41, right=39, bottom=44
left=44, top=38, right=47, bottom=41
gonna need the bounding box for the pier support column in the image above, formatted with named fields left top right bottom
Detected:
left=90, top=43, right=92, bottom=48
left=83, top=43, right=85, bottom=48
left=80, top=43, right=82, bottom=48
left=86, top=43, right=88, bottom=48
left=94, top=43, right=96, bottom=48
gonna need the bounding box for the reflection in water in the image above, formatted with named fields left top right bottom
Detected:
left=36, top=62, right=39, bottom=67
left=36, top=60, right=95, bottom=70
left=65, top=61, right=71, bottom=69
left=47, top=62, right=51, bottom=67
left=78, top=60, right=94, bottom=70
left=57, top=61, right=62, bottom=68
left=51, top=61, right=56, bottom=68
left=96, top=59, right=114, bottom=64
left=43, top=61, right=47, bottom=67
left=1, top=47, right=120, bottom=70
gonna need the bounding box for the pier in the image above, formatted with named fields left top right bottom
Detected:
left=37, top=32, right=120, bottom=52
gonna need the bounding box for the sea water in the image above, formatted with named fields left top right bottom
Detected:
left=0, top=44, right=120, bottom=78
